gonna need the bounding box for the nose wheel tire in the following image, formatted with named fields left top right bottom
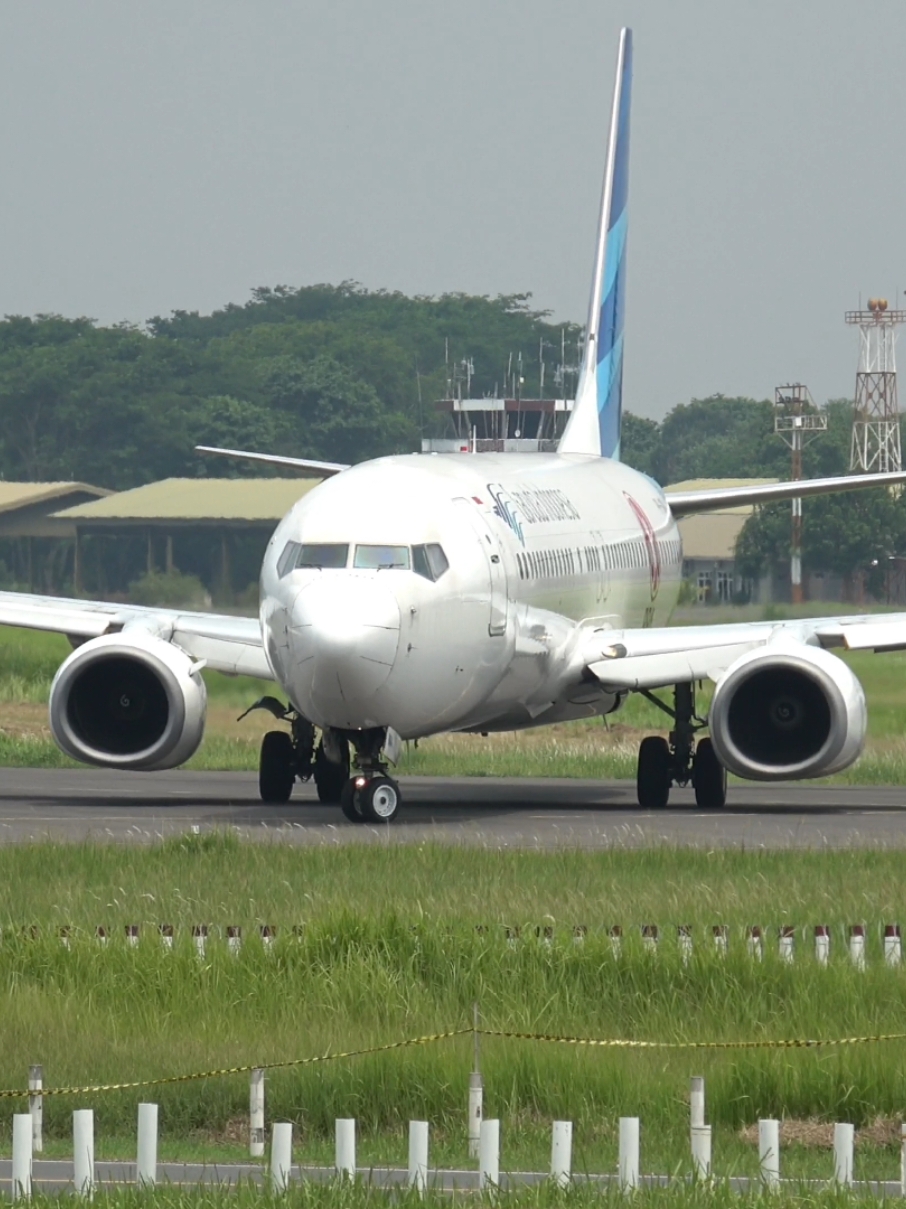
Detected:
left=259, top=731, right=295, bottom=803
left=692, top=737, right=727, bottom=809
left=340, top=778, right=366, bottom=822
left=636, top=735, right=671, bottom=810
left=359, top=775, right=401, bottom=822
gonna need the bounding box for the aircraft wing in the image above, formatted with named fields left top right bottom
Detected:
left=195, top=445, right=349, bottom=475
left=665, top=470, right=906, bottom=516
left=582, top=613, right=906, bottom=692
left=0, top=591, right=274, bottom=680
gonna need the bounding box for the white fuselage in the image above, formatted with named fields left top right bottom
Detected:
left=260, top=453, right=682, bottom=738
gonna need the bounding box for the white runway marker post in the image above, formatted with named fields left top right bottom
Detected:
left=900, top=1123, right=906, bottom=1196
left=885, top=924, right=902, bottom=966
left=335, top=1119, right=356, bottom=1181
left=58, top=927, right=71, bottom=950
left=779, top=925, right=795, bottom=964
left=691, top=1126, right=711, bottom=1180
left=759, top=1119, right=780, bottom=1189
left=550, top=1120, right=572, bottom=1188
left=468, top=1002, right=483, bottom=1159
left=72, top=1109, right=95, bottom=1199
left=28, top=1065, right=42, bottom=1153
left=849, top=925, right=866, bottom=970
left=814, top=925, right=830, bottom=965
left=678, top=925, right=693, bottom=965
left=136, top=1103, right=158, bottom=1187
left=270, top=1122, right=292, bottom=1194
left=408, top=1121, right=429, bottom=1195
left=228, top=926, right=242, bottom=956
left=834, top=1122, right=854, bottom=1186
left=125, top=925, right=139, bottom=947
left=12, top=1112, right=32, bottom=1201
left=572, top=925, right=587, bottom=946
left=609, top=925, right=623, bottom=958
left=192, top=925, right=207, bottom=960
left=747, top=925, right=763, bottom=961
left=619, top=1117, right=639, bottom=1191
left=260, top=925, right=276, bottom=952
left=249, top=1068, right=265, bottom=1158
left=712, top=924, right=728, bottom=957
left=690, top=1076, right=705, bottom=1129
left=642, top=924, right=658, bottom=954
left=159, top=924, right=174, bottom=951
left=479, top=1119, right=500, bottom=1190
left=94, top=927, right=107, bottom=947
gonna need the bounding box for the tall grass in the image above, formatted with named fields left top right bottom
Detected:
left=2, top=840, right=906, bottom=1176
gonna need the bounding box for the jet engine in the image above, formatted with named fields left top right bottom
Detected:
left=49, top=632, right=207, bottom=770
left=708, top=644, right=866, bottom=781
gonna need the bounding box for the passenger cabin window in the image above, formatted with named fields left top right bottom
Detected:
left=278, top=542, right=349, bottom=575
left=354, top=544, right=411, bottom=570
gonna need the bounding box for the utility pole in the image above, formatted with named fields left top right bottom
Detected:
left=774, top=384, right=826, bottom=604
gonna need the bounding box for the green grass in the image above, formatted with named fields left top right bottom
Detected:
left=2, top=841, right=906, bottom=1179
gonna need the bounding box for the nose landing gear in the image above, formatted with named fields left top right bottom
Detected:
left=339, top=728, right=402, bottom=824
left=635, top=683, right=727, bottom=811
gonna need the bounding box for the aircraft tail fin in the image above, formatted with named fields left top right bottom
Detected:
left=558, top=27, right=632, bottom=460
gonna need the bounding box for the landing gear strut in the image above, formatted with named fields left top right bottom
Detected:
left=338, top=727, right=402, bottom=824
left=635, top=683, right=727, bottom=810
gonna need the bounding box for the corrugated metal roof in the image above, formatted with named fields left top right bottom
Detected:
left=55, top=478, right=322, bottom=522
left=0, top=481, right=110, bottom=515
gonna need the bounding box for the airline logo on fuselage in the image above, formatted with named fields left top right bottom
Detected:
left=624, top=491, right=660, bottom=600
left=487, top=482, right=581, bottom=546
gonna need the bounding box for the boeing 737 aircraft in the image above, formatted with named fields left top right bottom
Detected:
left=3, top=27, right=906, bottom=823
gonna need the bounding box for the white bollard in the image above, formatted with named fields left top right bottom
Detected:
left=678, top=925, right=693, bottom=966
left=619, top=1117, right=640, bottom=1191
left=260, top=925, right=276, bottom=951
left=642, top=924, right=658, bottom=954
left=759, top=1119, right=780, bottom=1189
left=136, top=1103, right=158, bottom=1187
left=28, top=1065, right=42, bottom=1154
left=848, top=926, right=865, bottom=971
left=572, top=925, right=587, bottom=946
left=550, top=1120, right=572, bottom=1188
left=885, top=925, right=902, bottom=967
left=747, top=925, right=763, bottom=961
left=228, top=926, right=242, bottom=955
left=779, top=925, right=795, bottom=963
left=12, top=1112, right=32, bottom=1201
left=691, top=1125, right=711, bottom=1180
left=59, top=927, right=72, bottom=950
left=95, top=926, right=107, bottom=947
left=408, top=1120, right=429, bottom=1195
left=690, top=1076, right=705, bottom=1129
left=159, top=924, right=174, bottom=951
left=468, top=1071, right=484, bottom=1159
left=125, top=925, right=139, bottom=947
left=192, top=925, right=207, bottom=959
left=270, top=1122, right=293, bottom=1194
left=335, top=1118, right=356, bottom=1180
left=250, top=1068, right=265, bottom=1158
left=834, top=1122, right=854, bottom=1186
left=610, top=925, right=623, bottom=958
left=713, top=925, right=728, bottom=957
left=73, top=1109, right=95, bottom=1198
left=814, top=926, right=830, bottom=966
left=900, top=1123, right=906, bottom=1196
left=478, top=1119, right=500, bottom=1190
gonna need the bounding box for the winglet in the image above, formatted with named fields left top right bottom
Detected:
left=558, top=27, right=632, bottom=460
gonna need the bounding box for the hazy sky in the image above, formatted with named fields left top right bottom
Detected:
left=1, top=1, right=905, bottom=419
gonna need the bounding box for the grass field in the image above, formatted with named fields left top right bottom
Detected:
left=1, top=621, right=906, bottom=782
left=2, top=840, right=906, bottom=1183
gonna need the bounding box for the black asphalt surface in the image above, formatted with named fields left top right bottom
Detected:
left=0, top=768, right=903, bottom=846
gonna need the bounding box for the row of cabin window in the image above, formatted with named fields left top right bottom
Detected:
left=516, top=536, right=682, bottom=582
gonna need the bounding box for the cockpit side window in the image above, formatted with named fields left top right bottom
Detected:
left=278, top=542, right=349, bottom=575
left=354, top=544, right=411, bottom=570
left=412, top=543, right=450, bottom=582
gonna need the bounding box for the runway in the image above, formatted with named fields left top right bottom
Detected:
left=0, top=768, right=903, bottom=847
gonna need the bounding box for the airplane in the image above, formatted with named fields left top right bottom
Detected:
left=3, top=26, right=906, bottom=824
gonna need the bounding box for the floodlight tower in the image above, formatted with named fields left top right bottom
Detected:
left=774, top=384, right=826, bottom=604
left=846, top=299, right=906, bottom=474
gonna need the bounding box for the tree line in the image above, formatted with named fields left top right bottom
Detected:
left=0, top=283, right=900, bottom=586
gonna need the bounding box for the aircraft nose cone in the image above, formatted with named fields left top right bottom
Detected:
left=289, top=576, right=401, bottom=724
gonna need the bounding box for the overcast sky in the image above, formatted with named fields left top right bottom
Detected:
left=1, top=1, right=905, bottom=419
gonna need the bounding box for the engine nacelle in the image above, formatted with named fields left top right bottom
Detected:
left=708, top=644, right=866, bottom=781
left=49, top=632, right=207, bottom=771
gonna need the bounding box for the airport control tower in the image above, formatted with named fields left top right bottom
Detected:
left=847, top=298, right=906, bottom=474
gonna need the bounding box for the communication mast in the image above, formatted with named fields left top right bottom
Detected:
left=846, top=299, right=906, bottom=474
left=774, top=384, right=826, bottom=604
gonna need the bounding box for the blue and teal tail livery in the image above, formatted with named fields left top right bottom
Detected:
left=559, top=27, right=632, bottom=460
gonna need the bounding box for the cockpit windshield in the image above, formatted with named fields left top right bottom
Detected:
left=354, top=545, right=411, bottom=570
left=277, top=542, right=349, bottom=575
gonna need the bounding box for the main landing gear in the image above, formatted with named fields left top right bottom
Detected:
left=635, top=683, right=727, bottom=810
left=241, top=699, right=401, bottom=821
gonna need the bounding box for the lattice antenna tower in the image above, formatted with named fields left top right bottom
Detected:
left=846, top=298, right=906, bottom=473
left=774, top=384, right=826, bottom=604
